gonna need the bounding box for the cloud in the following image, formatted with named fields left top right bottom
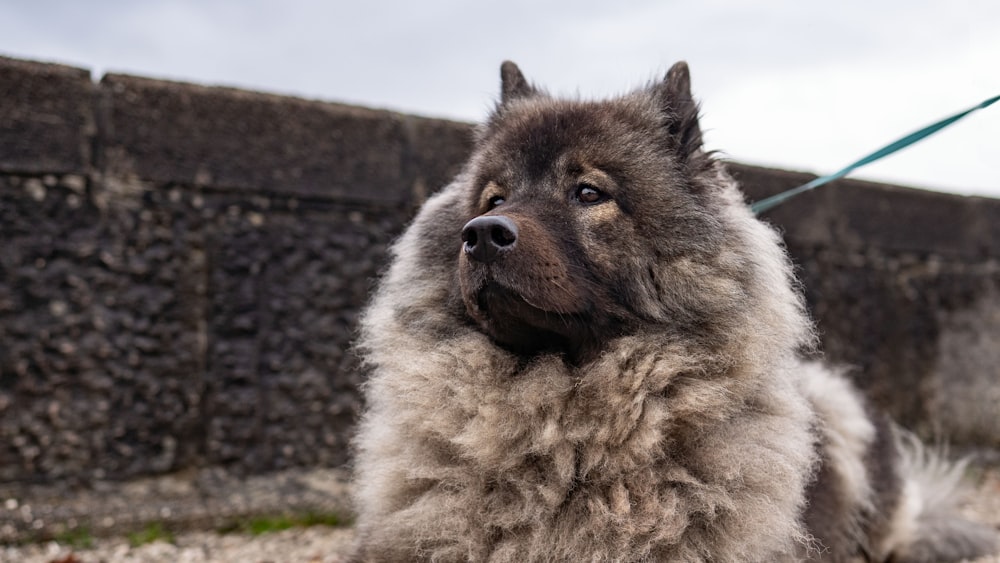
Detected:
left=1, top=0, right=997, bottom=195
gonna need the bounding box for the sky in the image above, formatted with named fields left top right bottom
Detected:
left=2, top=0, right=998, bottom=197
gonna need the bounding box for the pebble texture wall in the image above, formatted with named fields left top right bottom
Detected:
left=1, top=55, right=997, bottom=485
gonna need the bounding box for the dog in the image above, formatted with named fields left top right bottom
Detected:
left=351, top=61, right=998, bottom=562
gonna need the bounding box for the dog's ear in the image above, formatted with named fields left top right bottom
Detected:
left=500, top=61, right=537, bottom=105
left=655, top=61, right=704, bottom=161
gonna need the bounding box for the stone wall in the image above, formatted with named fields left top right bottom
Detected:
left=1, top=55, right=997, bottom=485
left=734, top=166, right=1000, bottom=449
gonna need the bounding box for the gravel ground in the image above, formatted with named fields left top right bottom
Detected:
left=0, top=468, right=352, bottom=545
left=2, top=466, right=998, bottom=563
left=1, top=527, right=355, bottom=563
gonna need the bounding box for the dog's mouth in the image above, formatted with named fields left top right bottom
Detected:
left=468, top=280, right=576, bottom=355
left=461, top=273, right=611, bottom=361
left=473, top=281, right=562, bottom=326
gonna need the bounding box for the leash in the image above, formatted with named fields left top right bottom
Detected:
left=751, top=94, right=1000, bottom=215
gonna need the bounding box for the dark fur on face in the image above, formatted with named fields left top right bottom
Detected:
left=352, top=61, right=999, bottom=563
left=457, top=63, right=725, bottom=361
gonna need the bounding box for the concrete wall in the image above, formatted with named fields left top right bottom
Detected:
left=1, top=55, right=997, bottom=485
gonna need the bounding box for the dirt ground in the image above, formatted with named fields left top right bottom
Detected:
left=2, top=466, right=998, bottom=563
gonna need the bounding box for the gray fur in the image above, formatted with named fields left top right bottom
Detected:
left=352, top=62, right=998, bottom=562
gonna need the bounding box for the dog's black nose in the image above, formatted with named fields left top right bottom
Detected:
left=462, top=215, right=518, bottom=263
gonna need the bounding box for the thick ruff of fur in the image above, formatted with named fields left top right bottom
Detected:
left=352, top=62, right=998, bottom=562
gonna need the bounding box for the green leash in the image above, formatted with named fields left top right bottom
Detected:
left=751, top=94, right=1000, bottom=215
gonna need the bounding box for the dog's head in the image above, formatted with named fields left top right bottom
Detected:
left=456, top=62, right=736, bottom=361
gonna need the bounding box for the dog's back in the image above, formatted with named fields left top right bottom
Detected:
left=798, top=362, right=997, bottom=562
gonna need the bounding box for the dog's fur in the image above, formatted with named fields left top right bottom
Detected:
left=351, top=61, right=998, bottom=562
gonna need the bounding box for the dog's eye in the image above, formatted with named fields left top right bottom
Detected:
left=574, top=184, right=608, bottom=205
left=487, top=195, right=506, bottom=209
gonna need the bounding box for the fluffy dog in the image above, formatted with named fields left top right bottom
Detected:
left=351, top=61, right=998, bottom=562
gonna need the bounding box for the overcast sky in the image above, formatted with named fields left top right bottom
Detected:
left=3, top=0, right=998, bottom=197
